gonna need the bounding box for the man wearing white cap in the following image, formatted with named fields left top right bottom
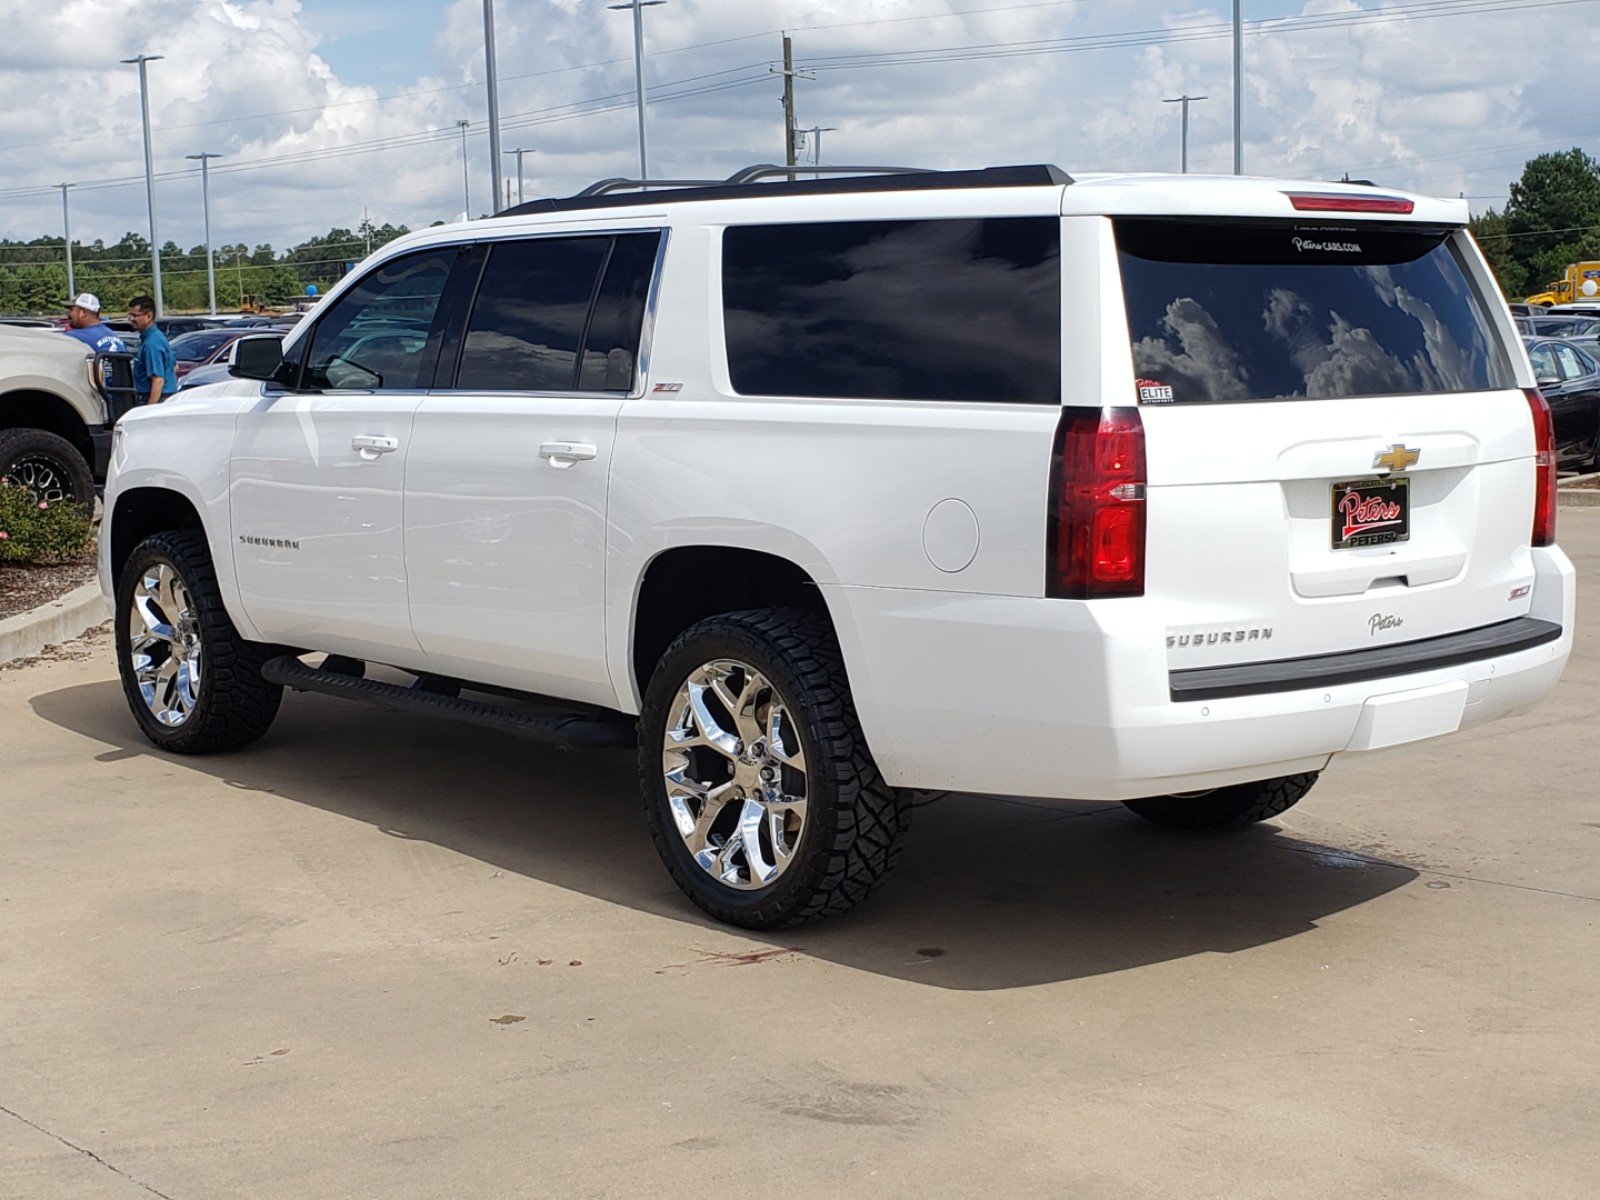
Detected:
left=62, top=293, right=127, bottom=354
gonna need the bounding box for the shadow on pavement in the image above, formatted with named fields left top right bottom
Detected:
left=33, top=679, right=1416, bottom=991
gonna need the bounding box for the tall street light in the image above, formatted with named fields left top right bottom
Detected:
left=608, top=0, right=666, bottom=180
left=58, top=184, right=74, bottom=297
left=186, top=152, right=222, bottom=315
left=1162, top=94, right=1207, bottom=174
left=505, top=147, right=532, bottom=206
left=1233, top=0, right=1244, bottom=174
left=482, top=0, right=504, bottom=213
left=122, top=53, right=165, bottom=316
left=457, top=120, right=473, bottom=217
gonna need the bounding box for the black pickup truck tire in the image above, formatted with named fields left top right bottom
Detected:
left=0, top=427, right=95, bottom=512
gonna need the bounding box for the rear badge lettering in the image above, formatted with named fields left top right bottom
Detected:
left=1167, top=626, right=1274, bottom=650
left=1369, top=613, right=1404, bottom=636
left=239, top=535, right=300, bottom=551
left=1509, top=584, right=1531, bottom=601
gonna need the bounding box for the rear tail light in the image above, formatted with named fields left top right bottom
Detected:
left=1524, top=387, right=1558, bottom=547
left=1047, top=406, right=1146, bottom=598
left=1283, top=191, right=1415, bottom=214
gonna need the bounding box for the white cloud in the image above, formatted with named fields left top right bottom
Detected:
left=0, top=0, right=1594, bottom=256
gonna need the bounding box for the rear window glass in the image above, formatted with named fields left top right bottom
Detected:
left=722, top=217, right=1060, bottom=403
left=1116, top=220, right=1513, bottom=404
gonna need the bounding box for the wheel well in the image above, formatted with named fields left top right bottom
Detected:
left=0, top=390, right=94, bottom=458
left=632, top=547, right=830, bottom=693
left=110, top=488, right=205, bottom=583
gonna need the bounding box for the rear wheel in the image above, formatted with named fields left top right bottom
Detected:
left=0, top=427, right=95, bottom=513
left=1123, top=773, right=1318, bottom=832
left=115, top=530, right=282, bottom=754
left=639, top=608, right=911, bottom=929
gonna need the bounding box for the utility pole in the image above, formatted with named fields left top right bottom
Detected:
left=186, top=152, right=222, bottom=315
left=608, top=0, right=666, bottom=180
left=122, top=53, right=165, bottom=315
left=505, top=148, right=531, bottom=206
left=771, top=34, right=814, bottom=170
left=482, top=0, right=504, bottom=212
left=1232, top=0, right=1243, bottom=174
left=362, top=207, right=372, bottom=256
left=457, top=119, right=472, bottom=217
left=797, top=125, right=837, bottom=174
left=1161, top=95, right=1207, bottom=173
left=58, top=184, right=74, bottom=297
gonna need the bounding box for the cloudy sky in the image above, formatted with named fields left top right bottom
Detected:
left=0, top=0, right=1596, bottom=255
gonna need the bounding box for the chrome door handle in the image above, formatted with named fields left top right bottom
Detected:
left=539, top=440, right=598, bottom=468
left=351, top=435, right=399, bottom=460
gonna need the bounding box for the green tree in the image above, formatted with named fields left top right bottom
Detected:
left=1504, top=148, right=1600, bottom=296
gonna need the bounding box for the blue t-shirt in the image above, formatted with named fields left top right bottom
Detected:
left=132, top=325, right=178, bottom=397
left=63, top=323, right=127, bottom=354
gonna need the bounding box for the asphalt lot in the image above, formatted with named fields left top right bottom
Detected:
left=3, top=512, right=1597, bottom=1200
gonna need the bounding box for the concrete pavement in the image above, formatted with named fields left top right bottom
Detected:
left=2, top=512, right=1597, bottom=1199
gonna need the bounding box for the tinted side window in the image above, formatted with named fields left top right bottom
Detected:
left=1554, top=343, right=1587, bottom=380
left=579, top=232, right=663, bottom=392
left=305, top=249, right=454, bottom=390
left=722, top=218, right=1061, bottom=403
left=457, top=237, right=611, bottom=391
left=1528, top=343, right=1559, bottom=380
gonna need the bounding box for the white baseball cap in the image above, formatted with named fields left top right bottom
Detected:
left=66, top=292, right=102, bottom=314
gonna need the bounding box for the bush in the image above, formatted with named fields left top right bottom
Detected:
left=0, top=482, right=95, bottom=564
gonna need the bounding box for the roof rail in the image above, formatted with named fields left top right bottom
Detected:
left=501, top=163, right=1073, bottom=219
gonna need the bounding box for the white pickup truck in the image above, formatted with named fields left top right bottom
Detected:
left=99, top=165, right=1574, bottom=928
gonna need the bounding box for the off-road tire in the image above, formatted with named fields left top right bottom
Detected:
left=0, top=427, right=95, bottom=513
left=1123, top=772, right=1319, bottom=832
left=115, top=530, right=283, bottom=754
left=639, top=608, right=911, bottom=929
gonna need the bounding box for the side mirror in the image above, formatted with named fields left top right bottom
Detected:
left=1535, top=374, right=1561, bottom=389
left=232, top=335, right=285, bottom=381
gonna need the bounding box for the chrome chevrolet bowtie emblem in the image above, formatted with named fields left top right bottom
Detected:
left=1373, top=444, right=1420, bottom=474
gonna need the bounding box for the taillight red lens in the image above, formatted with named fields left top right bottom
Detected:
left=1048, top=406, right=1146, bottom=598
left=1283, top=191, right=1415, bottom=214
left=1524, top=387, right=1557, bottom=547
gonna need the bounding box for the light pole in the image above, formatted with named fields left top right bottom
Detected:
left=186, top=152, right=222, bottom=315
left=797, top=125, right=836, bottom=178
left=456, top=119, right=472, bottom=217
left=607, top=0, right=666, bottom=180
left=505, top=147, right=532, bottom=206
left=1233, top=0, right=1243, bottom=174
left=482, top=0, right=504, bottom=213
left=58, top=184, right=74, bottom=297
left=122, top=53, right=165, bottom=316
left=1162, top=95, right=1207, bottom=174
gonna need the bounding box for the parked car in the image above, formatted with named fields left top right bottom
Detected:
left=1526, top=336, right=1600, bottom=470
left=177, top=330, right=289, bottom=390
left=100, top=165, right=1574, bottom=928
left=154, top=316, right=223, bottom=339
left=1528, top=314, right=1600, bottom=338
left=168, top=327, right=259, bottom=381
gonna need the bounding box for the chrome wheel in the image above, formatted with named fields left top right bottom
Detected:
left=3, top=454, right=73, bottom=505
left=128, top=562, right=202, bottom=727
left=662, top=658, right=809, bottom=891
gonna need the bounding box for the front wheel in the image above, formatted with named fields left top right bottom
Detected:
left=639, top=609, right=911, bottom=929
left=1122, top=773, right=1319, bottom=832
left=0, top=427, right=95, bottom=513
left=115, top=530, right=283, bottom=754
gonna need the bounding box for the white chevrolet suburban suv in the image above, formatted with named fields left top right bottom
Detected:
left=99, top=165, right=1575, bottom=928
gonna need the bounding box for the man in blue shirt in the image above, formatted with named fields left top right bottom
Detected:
left=128, top=295, right=177, bottom=405
left=62, top=293, right=127, bottom=353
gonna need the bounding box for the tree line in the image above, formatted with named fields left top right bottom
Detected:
left=0, top=219, right=415, bottom=315
left=1468, top=148, right=1600, bottom=301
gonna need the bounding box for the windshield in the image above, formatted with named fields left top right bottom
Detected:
left=1116, top=220, right=1513, bottom=404
left=169, top=329, right=239, bottom=362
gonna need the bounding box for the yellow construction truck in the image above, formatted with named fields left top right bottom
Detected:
left=1527, top=260, right=1600, bottom=306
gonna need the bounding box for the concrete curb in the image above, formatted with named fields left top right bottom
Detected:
left=1558, top=489, right=1600, bottom=508
left=0, top=581, right=111, bottom=667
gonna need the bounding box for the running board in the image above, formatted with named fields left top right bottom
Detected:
left=260, top=656, right=635, bottom=750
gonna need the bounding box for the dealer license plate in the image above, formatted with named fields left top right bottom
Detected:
left=1331, top=476, right=1410, bottom=549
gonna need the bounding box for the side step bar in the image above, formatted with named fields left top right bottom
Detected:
left=260, top=656, right=635, bottom=750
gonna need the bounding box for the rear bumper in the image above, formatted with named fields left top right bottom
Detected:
left=824, top=545, right=1575, bottom=802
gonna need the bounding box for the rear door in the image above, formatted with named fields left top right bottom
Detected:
left=1112, top=217, right=1535, bottom=668
left=403, top=230, right=662, bottom=706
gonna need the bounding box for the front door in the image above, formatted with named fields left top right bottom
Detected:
left=230, top=246, right=459, bottom=662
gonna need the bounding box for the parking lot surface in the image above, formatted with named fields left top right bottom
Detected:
left=3, top=512, right=1598, bottom=1200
